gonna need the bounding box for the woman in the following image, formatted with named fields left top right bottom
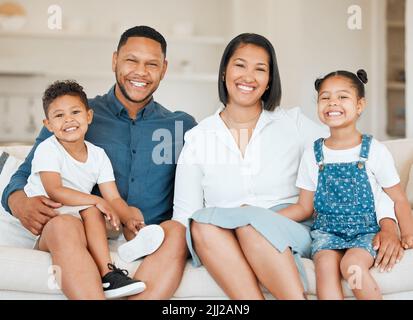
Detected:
left=172, top=33, right=401, bottom=300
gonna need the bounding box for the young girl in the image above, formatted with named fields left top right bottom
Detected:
left=278, top=69, right=413, bottom=299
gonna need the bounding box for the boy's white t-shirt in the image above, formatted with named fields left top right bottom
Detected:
left=296, top=138, right=399, bottom=223
left=24, top=135, right=115, bottom=201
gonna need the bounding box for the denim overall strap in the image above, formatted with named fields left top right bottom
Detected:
left=359, top=134, right=373, bottom=160
left=313, top=138, right=324, bottom=165
left=357, top=134, right=372, bottom=170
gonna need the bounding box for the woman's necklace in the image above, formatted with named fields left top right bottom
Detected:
left=221, top=109, right=261, bottom=129
left=220, top=109, right=262, bottom=156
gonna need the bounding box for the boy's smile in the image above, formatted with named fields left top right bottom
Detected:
left=44, top=95, right=93, bottom=144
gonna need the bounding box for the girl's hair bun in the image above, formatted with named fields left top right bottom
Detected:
left=314, top=78, right=322, bottom=91
left=356, top=69, right=368, bottom=84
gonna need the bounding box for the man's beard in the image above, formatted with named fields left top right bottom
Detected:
left=116, top=73, right=156, bottom=105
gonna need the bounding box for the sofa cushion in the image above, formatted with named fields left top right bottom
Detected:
left=0, top=209, right=38, bottom=248
left=0, top=145, right=32, bottom=161
left=1, top=244, right=413, bottom=299
left=382, top=139, right=413, bottom=191
left=406, top=165, right=413, bottom=207
left=0, top=150, right=39, bottom=249
left=0, top=151, right=23, bottom=203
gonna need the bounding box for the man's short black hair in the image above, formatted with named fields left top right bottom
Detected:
left=42, top=80, right=89, bottom=118
left=117, top=25, right=167, bottom=57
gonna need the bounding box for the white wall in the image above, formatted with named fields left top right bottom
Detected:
left=0, top=0, right=389, bottom=143
left=0, top=0, right=232, bottom=143
left=271, top=0, right=381, bottom=136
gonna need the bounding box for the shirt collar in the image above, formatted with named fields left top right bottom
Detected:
left=213, top=105, right=275, bottom=130
left=138, top=98, right=156, bottom=120
left=107, top=85, right=125, bottom=116
left=107, top=85, right=156, bottom=119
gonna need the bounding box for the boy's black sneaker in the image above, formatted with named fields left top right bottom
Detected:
left=102, top=263, right=146, bottom=299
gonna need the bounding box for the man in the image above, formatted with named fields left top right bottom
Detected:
left=1, top=26, right=196, bottom=299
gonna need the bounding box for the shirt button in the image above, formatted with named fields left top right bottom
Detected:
left=131, top=120, right=136, bottom=126
left=132, top=150, right=136, bottom=154
left=131, top=178, right=135, bottom=182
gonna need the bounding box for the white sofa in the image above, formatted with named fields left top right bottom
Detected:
left=1, top=140, right=413, bottom=300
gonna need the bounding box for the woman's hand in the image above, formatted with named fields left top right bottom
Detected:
left=373, top=219, right=404, bottom=272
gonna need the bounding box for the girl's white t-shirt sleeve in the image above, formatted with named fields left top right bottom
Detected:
left=96, top=149, right=115, bottom=184
left=295, top=147, right=318, bottom=192
left=375, top=190, right=397, bottom=224
left=173, top=132, right=204, bottom=228
left=369, top=140, right=399, bottom=223
left=31, top=139, right=62, bottom=174
left=371, top=142, right=400, bottom=188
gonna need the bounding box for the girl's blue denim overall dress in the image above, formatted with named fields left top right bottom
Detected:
left=310, top=134, right=380, bottom=258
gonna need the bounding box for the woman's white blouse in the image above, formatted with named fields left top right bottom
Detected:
left=172, top=106, right=328, bottom=227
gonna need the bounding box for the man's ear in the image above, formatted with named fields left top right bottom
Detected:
left=87, top=109, right=94, bottom=124
left=43, top=118, right=53, bottom=133
left=112, top=51, right=118, bottom=73
left=160, top=59, right=168, bottom=80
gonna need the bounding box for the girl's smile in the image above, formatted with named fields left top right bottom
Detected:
left=317, top=76, right=365, bottom=130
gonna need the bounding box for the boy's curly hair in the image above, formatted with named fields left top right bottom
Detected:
left=42, top=80, right=89, bottom=117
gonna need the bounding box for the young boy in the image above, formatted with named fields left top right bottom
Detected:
left=24, top=80, right=164, bottom=299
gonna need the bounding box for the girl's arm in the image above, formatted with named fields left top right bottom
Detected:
left=40, top=171, right=100, bottom=206
left=277, top=189, right=315, bottom=222
left=383, top=184, right=413, bottom=248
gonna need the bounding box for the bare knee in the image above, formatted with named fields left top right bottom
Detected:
left=340, top=258, right=357, bottom=279
left=159, top=220, right=188, bottom=260
left=235, top=224, right=255, bottom=235
left=235, top=225, right=262, bottom=251
left=190, top=221, right=220, bottom=252
left=314, top=251, right=342, bottom=273
left=80, top=206, right=104, bottom=223
left=42, top=215, right=86, bottom=249
left=190, top=221, right=208, bottom=247
left=340, top=251, right=372, bottom=278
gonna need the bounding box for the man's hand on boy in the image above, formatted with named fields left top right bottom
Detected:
left=9, top=191, right=61, bottom=236
left=401, top=234, right=413, bottom=249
